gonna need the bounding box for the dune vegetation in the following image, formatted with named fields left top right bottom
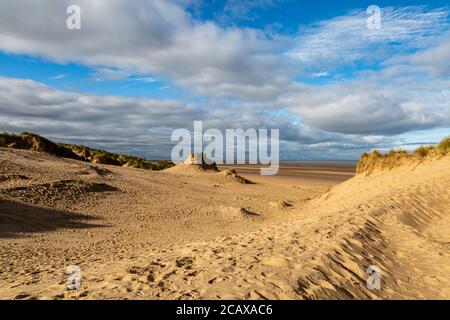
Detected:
left=357, top=137, right=450, bottom=174
left=0, top=132, right=174, bottom=171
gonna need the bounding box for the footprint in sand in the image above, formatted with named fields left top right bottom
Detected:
left=175, top=257, right=195, bottom=270
left=221, top=266, right=235, bottom=273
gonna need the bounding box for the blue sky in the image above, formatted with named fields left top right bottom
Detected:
left=192, top=0, right=450, bottom=30
left=0, top=0, right=449, bottom=160
left=0, top=53, right=182, bottom=99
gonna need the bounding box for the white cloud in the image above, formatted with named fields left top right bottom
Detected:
left=280, top=74, right=450, bottom=135
left=128, top=77, right=156, bottom=83
left=410, top=34, right=450, bottom=77
left=92, top=68, right=157, bottom=83
left=286, top=6, right=449, bottom=71
left=92, top=68, right=129, bottom=82
left=0, top=0, right=291, bottom=101
left=312, top=72, right=329, bottom=77
left=50, top=74, right=68, bottom=80
left=279, top=7, right=450, bottom=136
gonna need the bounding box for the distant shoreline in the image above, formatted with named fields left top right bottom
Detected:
left=219, top=161, right=356, bottom=185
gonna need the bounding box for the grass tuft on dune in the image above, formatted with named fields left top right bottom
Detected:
left=357, top=137, right=449, bottom=175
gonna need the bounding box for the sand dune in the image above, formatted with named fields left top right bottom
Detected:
left=0, top=147, right=449, bottom=299
left=167, top=153, right=253, bottom=184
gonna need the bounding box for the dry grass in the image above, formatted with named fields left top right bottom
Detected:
left=414, top=146, right=432, bottom=158
left=437, top=137, right=450, bottom=154
left=357, top=137, right=449, bottom=175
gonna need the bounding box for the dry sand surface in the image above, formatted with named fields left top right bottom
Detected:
left=0, top=147, right=449, bottom=300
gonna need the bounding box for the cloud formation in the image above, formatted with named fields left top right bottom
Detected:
left=0, top=1, right=449, bottom=159
left=410, top=34, right=450, bottom=77
left=287, top=6, right=449, bottom=71
left=280, top=73, right=450, bottom=135
left=0, top=76, right=394, bottom=159
left=0, top=0, right=292, bottom=101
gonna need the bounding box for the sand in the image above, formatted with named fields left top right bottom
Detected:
left=0, top=147, right=449, bottom=300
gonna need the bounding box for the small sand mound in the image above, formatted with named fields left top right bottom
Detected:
left=2, top=179, right=118, bottom=206
left=168, top=153, right=219, bottom=173
left=77, top=166, right=113, bottom=177
left=217, top=169, right=253, bottom=184
left=268, top=200, right=293, bottom=209
left=217, top=206, right=260, bottom=218
left=169, top=162, right=254, bottom=184
left=168, top=163, right=216, bottom=173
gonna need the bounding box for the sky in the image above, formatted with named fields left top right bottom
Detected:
left=0, top=0, right=449, bottom=160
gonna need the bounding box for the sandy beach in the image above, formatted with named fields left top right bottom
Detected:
left=1, top=146, right=449, bottom=300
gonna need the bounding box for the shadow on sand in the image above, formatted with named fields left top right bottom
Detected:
left=0, top=199, right=105, bottom=238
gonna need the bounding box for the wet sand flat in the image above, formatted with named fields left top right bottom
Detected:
left=219, top=161, right=355, bottom=186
